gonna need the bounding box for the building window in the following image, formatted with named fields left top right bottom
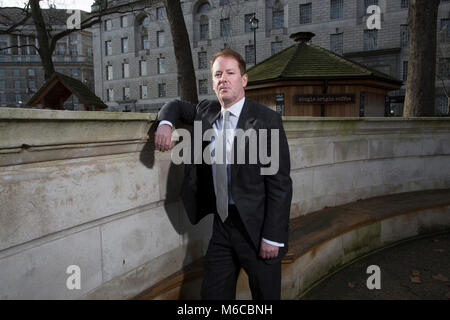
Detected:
left=140, top=60, right=147, bottom=76
left=436, top=96, right=449, bottom=115
left=198, top=51, right=207, bottom=69
left=158, top=57, right=166, bottom=74
left=400, top=25, right=408, bottom=47
left=403, top=61, right=408, bottom=81
left=330, top=0, right=344, bottom=20
left=440, top=19, right=450, bottom=43
left=57, top=44, right=66, bottom=55
left=157, top=31, right=165, bottom=47
left=401, top=0, right=409, bottom=8
left=271, top=41, right=283, bottom=56
left=245, top=45, right=255, bottom=64
left=330, top=33, right=343, bottom=55
left=15, top=80, right=21, bottom=89
left=106, top=65, right=113, bottom=80
left=122, top=63, right=129, bottom=78
left=71, top=44, right=78, bottom=56
left=363, top=29, right=378, bottom=51
left=156, top=7, right=165, bottom=20
left=107, top=88, right=114, bottom=102
left=272, top=9, right=284, bottom=29
left=198, top=79, right=208, bottom=95
left=28, top=80, right=36, bottom=89
left=13, top=69, right=20, bottom=77
left=142, top=35, right=150, bottom=50
left=220, top=18, right=231, bottom=37
left=438, top=58, right=450, bottom=80
left=123, top=87, right=130, bottom=100
left=104, top=19, right=112, bottom=31
left=120, top=16, right=128, bottom=28
left=28, top=68, right=35, bottom=77
left=0, top=80, right=5, bottom=90
left=72, top=68, right=78, bottom=77
left=0, top=40, right=8, bottom=55
left=158, top=83, right=166, bottom=97
left=200, top=16, right=209, bottom=40
left=300, top=3, right=312, bottom=24
left=0, top=69, right=4, bottom=77
left=121, top=38, right=128, bottom=53
left=16, top=94, right=21, bottom=103
left=105, top=40, right=112, bottom=56
left=140, top=85, right=148, bottom=99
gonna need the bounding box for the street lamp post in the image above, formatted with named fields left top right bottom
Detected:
left=249, top=13, right=259, bottom=65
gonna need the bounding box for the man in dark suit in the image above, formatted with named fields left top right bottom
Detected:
left=154, top=49, right=292, bottom=300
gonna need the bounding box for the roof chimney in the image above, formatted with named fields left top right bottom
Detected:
left=290, top=32, right=315, bottom=44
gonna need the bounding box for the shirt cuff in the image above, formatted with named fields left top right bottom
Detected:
left=158, top=120, right=173, bottom=128
left=262, top=238, right=284, bottom=247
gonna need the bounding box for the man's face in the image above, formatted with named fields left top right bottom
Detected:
left=211, top=56, right=248, bottom=108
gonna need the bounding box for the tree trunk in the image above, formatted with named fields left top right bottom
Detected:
left=403, top=0, right=440, bottom=117
left=163, top=1, right=198, bottom=104
left=29, top=0, right=55, bottom=80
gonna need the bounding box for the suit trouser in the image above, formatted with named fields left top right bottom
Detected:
left=201, top=205, right=281, bottom=300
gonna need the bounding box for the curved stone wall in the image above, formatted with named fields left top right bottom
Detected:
left=0, top=108, right=449, bottom=299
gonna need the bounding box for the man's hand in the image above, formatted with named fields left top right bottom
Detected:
left=259, top=240, right=279, bottom=259
left=154, top=124, right=174, bottom=152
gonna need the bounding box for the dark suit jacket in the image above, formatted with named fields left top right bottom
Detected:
left=157, top=98, right=293, bottom=261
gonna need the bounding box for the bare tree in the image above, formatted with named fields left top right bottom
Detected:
left=162, top=0, right=198, bottom=104
left=0, top=0, right=156, bottom=80
left=436, top=23, right=450, bottom=115
left=403, top=0, right=441, bottom=117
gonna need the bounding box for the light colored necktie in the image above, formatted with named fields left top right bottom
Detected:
left=216, top=110, right=230, bottom=222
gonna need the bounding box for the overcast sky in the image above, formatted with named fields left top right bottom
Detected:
left=1, top=0, right=95, bottom=12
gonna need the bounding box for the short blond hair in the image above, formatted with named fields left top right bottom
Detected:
left=210, top=49, right=246, bottom=75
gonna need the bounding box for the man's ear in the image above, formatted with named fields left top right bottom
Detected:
left=242, top=73, right=248, bottom=88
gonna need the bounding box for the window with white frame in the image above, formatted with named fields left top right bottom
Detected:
left=198, top=79, right=208, bottom=95
left=142, top=35, right=150, bottom=50
left=107, top=88, right=114, bottom=101
left=272, top=9, right=284, bottom=29
left=400, top=25, right=408, bottom=47
left=123, top=87, right=130, bottom=100
left=122, top=63, right=129, bottom=78
left=121, top=16, right=128, bottom=28
left=363, top=29, right=377, bottom=51
left=300, top=3, right=312, bottom=24
left=140, top=85, right=148, bottom=99
left=330, top=33, right=344, bottom=55
left=157, top=31, right=165, bottom=47
left=140, top=60, right=147, bottom=76
left=158, top=83, right=166, bottom=97
left=245, top=45, right=255, bottom=64
left=106, top=65, right=113, bottom=80
left=121, top=38, right=128, bottom=53
left=198, top=51, right=207, bottom=69
left=105, top=40, right=112, bottom=56
left=330, top=0, right=343, bottom=20
left=158, top=57, right=166, bottom=74
left=271, top=41, right=282, bottom=56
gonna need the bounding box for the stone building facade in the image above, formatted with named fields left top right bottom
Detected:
left=92, top=0, right=450, bottom=115
left=0, top=8, right=94, bottom=110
